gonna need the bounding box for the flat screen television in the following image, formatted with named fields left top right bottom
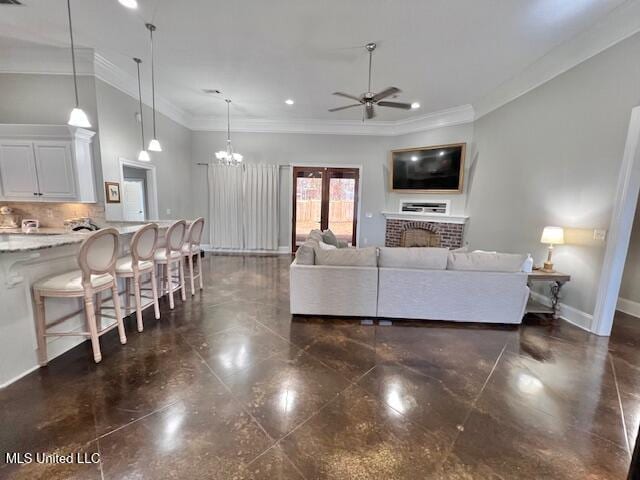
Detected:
left=390, top=143, right=466, bottom=193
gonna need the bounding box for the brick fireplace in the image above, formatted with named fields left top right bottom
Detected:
left=384, top=218, right=465, bottom=249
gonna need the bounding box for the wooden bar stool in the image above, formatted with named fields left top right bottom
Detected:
left=182, top=217, right=205, bottom=296
left=116, top=223, right=160, bottom=332
left=32, top=228, right=126, bottom=364
left=155, top=220, right=187, bottom=309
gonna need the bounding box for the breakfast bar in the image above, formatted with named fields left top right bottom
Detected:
left=0, top=222, right=176, bottom=387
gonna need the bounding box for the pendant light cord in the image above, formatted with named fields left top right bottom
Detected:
left=66, top=0, right=80, bottom=107
left=226, top=99, right=232, bottom=152
left=134, top=58, right=145, bottom=150
left=147, top=24, right=158, bottom=139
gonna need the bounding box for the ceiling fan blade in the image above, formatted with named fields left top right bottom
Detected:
left=328, top=103, right=361, bottom=112
left=378, top=101, right=412, bottom=110
left=372, top=87, right=401, bottom=102
left=333, top=92, right=362, bottom=102
left=366, top=103, right=375, bottom=119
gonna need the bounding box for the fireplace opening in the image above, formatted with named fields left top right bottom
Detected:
left=400, top=228, right=441, bottom=247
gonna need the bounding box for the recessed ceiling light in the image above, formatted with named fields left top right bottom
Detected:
left=411, top=102, right=420, bottom=109
left=439, top=151, right=445, bottom=156
left=411, top=156, right=418, bottom=162
left=118, top=0, right=138, bottom=8
left=285, top=99, right=295, bottom=105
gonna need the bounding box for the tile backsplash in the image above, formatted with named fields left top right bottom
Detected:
left=0, top=202, right=105, bottom=227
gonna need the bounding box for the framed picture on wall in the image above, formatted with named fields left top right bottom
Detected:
left=105, top=182, right=121, bottom=203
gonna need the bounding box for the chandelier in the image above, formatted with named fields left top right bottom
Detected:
left=215, top=99, right=243, bottom=165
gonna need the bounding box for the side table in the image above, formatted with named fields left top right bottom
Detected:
left=526, top=270, right=571, bottom=319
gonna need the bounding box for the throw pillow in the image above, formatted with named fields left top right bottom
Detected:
left=294, top=240, right=317, bottom=265
left=318, top=241, right=337, bottom=250
left=321, top=229, right=339, bottom=247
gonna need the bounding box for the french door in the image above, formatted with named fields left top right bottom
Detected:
left=292, top=166, right=360, bottom=251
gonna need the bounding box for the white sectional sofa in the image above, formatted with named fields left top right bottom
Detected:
left=290, top=233, right=530, bottom=324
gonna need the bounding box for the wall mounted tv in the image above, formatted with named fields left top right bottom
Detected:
left=390, top=143, right=466, bottom=193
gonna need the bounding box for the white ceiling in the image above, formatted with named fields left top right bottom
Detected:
left=0, top=0, right=638, bottom=126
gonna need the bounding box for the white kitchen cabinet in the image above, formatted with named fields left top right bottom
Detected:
left=33, top=141, right=76, bottom=200
left=0, top=141, right=40, bottom=200
left=0, top=125, right=97, bottom=203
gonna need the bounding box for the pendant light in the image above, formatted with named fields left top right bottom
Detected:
left=66, top=0, right=91, bottom=128
left=215, top=99, right=243, bottom=165
left=134, top=58, right=150, bottom=162
left=146, top=23, right=162, bottom=152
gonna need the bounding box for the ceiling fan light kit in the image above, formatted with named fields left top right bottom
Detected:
left=329, top=42, right=413, bottom=120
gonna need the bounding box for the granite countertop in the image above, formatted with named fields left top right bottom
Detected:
left=0, top=221, right=180, bottom=253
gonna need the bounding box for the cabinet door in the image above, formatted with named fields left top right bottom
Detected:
left=33, top=141, right=77, bottom=200
left=0, top=141, right=39, bottom=200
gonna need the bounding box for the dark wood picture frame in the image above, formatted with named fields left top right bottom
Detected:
left=105, top=181, right=121, bottom=203
left=389, top=142, right=466, bottom=194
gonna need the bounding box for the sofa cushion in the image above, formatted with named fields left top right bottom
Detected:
left=321, top=229, right=339, bottom=247
left=315, top=246, right=378, bottom=267
left=295, top=240, right=317, bottom=265
left=378, top=247, right=449, bottom=270
left=318, top=241, right=337, bottom=250
left=447, top=252, right=526, bottom=272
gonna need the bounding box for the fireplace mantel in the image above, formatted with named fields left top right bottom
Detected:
left=381, top=211, right=469, bottom=224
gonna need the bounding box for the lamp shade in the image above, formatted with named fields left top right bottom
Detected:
left=138, top=150, right=150, bottom=162
left=540, top=226, right=564, bottom=245
left=68, top=107, right=91, bottom=128
left=148, top=138, right=162, bottom=152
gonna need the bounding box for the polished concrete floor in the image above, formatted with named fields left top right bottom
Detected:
left=1, top=254, right=639, bottom=479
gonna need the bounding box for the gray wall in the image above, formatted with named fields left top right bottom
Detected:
left=621, top=204, right=640, bottom=303
left=467, top=31, right=640, bottom=316
left=191, top=123, right=473, bottom=248
left=0, top=73, right=103, bottom=190
left=95, top=80, right=192, bottom=221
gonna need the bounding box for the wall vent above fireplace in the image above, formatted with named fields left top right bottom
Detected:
left=400, top=200, right=450, bottom=216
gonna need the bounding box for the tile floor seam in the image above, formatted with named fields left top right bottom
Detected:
left=436, top=342, right=508, bottom=472
left=251, top=316, right=372, bottom=386
left=610, top=352, right=632, bottom=457
left=244, top=443, right=309, bottom=480
left=96, top=400, right=180, bottom=441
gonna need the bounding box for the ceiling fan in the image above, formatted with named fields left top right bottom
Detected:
left=329, top=42, right=412, bottom=120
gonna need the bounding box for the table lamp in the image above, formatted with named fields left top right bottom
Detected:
left=540, top=226, right=564, bottom=272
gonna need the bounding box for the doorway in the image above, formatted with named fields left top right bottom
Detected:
left=118, top=157, right=159, bottom=222
left=291, top=166, right=360, bottom=251
left=123, top=178, right=146, bottom=221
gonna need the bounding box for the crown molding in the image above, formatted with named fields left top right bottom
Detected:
left=190, top=104, right=475, bottom=137
left=0, top=44, right=94, bottom=76
left=473, top=0, right=640, bottom=119
left=92, top=53, right=192, bottom=128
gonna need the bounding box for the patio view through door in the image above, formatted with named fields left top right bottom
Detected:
left=292, top=166, right=359, bottom=251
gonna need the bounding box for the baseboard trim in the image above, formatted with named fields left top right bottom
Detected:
left=529, top=291, right=593, bottom=332
left=0, top=365, right=39, bottom=390
left=201, top=244, right=290, bottom=255
left=617, top=297, right=640, bottom=318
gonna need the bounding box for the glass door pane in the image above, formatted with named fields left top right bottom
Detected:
left=294, top=169, right=323, bottom=248
left=328, top=172, right=357, bottom=246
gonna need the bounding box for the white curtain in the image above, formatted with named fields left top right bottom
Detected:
left=208, top=163, right=279, bottom=250
left=208, top=164, right=243, bottom=249
left=243, top=164, right=279, bottom=250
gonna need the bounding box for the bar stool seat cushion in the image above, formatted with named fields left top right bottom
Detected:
left=154, top=248, right=182, bottom=262
left=115, top=256, right=154, bottom=273
left=182, top=244, right=201, bottom=255
left=34, top=270, right=114, bottom=294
